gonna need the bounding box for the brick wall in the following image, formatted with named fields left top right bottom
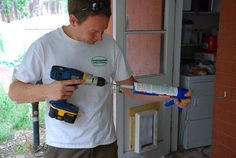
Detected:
left=212, top=0, right=236, bottom=157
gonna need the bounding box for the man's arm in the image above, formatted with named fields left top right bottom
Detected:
left=116, top=76, right=191, bottom=108
left=8, top=79, right=84, bottom=103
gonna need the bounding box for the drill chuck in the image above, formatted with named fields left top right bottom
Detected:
left=97, top=77, right=106, bottom=86
left=83, top=74, right=106, bottom=86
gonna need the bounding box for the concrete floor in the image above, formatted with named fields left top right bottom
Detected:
left=165, top=146, right=211, bottom=158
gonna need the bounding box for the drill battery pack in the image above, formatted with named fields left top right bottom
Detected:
left=49, top=100, right=79, bottom=123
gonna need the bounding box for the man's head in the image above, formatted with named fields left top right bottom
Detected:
left=68, top=0, right=111, bottom=25
left=66, top=0, right=111, bottom=44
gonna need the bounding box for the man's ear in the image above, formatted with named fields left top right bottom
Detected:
left=69, top=14, right=78, bottom=26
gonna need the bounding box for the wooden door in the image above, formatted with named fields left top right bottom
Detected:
left=114, top=0, right=177, bottom=157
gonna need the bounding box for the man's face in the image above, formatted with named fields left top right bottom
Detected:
left=72, top=15, right=110, bottom=44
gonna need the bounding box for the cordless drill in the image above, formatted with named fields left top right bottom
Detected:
left=49, top=65, right=107, bottom=123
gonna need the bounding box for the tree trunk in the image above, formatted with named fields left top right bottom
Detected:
left=13, top=2, right=19, bottom=20
left=50, top=1, right=56, bottom=14
left=0, top=10, right=5, bottom=21
left=6, top=13, right=10, bottom=23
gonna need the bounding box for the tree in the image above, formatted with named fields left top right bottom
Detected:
left=0, top=0, right=67, bottom=22
left=2, top=0, right=12, bottom=22
left=14, top=0, right=29, bottom=18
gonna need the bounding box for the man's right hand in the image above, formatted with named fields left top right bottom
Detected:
left=46, top=79, right=84, bottom=100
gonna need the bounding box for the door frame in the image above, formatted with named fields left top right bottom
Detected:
left=171, top=0, right=184, bottom=152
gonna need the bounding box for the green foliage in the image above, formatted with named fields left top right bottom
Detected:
left=39, top=102, right=46, bottom=127
left=0, top=83, right=46, bottom=142
left=2, top=0, right=30, bottom=18
left=2, top=0, right=12, bottom=14
left=15, top=0, right=30, bottom=18
left=0, top=84, right=30, bottom=141
left=1, top=0, right=68, bottom=21
left=60, top=0, right=68, bottom=13
left=0, top=34, right=4, bottom=53
left=14, top=144, right=29, bottom=154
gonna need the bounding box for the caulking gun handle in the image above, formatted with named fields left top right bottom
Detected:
left=164, top=100, right=183, bottom=112
left=164, top=100, right=174, bottom=107
left=164, top=87, right=188, bottom=107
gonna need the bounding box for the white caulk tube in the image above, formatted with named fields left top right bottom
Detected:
left=117, top=82, right=188, bottom=111
left=133, top=82, right=179, bottom=96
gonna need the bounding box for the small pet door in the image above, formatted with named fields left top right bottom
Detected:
left=134, top=110, right=158, bottom=153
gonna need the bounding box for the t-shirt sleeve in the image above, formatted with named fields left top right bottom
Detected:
left=113, top=44, right=132, bottom=81
left=13, top=42, right=43, bottom=84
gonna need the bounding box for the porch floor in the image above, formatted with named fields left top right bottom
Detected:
left=166, top=146, right=211, bottom=158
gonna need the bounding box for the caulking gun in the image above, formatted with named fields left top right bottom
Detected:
left=112, top=82, right=189, bottom=111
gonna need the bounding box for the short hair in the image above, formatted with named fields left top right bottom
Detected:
left=68, top=0, right=111, bottom=24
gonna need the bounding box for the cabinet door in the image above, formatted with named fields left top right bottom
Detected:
left=182, top=118, right=212, bottom=149
left=190, top=81, right=214, bottom=96
left=186, top=81, right=214, bottom=120
left=188, top=95, right=214, bottom=120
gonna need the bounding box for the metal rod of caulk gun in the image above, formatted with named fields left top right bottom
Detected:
left=118, top=84, right=133, bottom=89
left=108, top=82, right=133, bottom=89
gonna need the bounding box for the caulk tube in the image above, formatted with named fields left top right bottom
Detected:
left=132, top=83, right=188, bottom=111
left=133, top=82, right=179, bottom=96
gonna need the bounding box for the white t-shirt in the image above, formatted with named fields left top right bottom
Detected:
left=14, top=27, right=131, bottom=148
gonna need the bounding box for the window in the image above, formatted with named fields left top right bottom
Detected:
left=125, top=0, right=165, bottom=76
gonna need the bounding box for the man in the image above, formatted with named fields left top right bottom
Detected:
left=8, top=0, right=191, bottom=157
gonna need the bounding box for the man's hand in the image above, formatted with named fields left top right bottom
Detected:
left=174, top=91, right=192, bottom=108
left=46, top=79, right=84, bottom=100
